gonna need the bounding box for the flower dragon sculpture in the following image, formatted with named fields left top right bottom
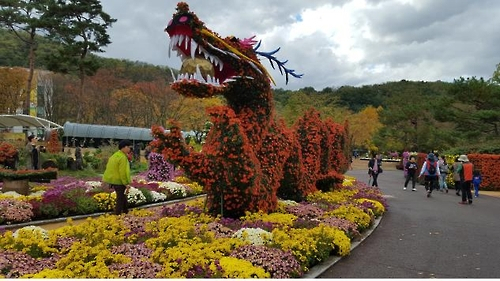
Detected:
left=151, top=2, right=349, bottom=218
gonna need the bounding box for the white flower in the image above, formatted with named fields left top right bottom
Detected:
left=159, top=181, right=187, bottom=197
left=13, top=225, right=49, bottom=239
left=30, top=190, right=45, bottom=197
left=0, top=191, right=22, bottom=198
left=232, top=227, right=273, bottom=246
left=278, top=199, right=299, bottom=206
left=150, top=190, right=167, bottom=202
left=125, top=187, right=147, bottom=205
left=84, top=181, right=102, bottom=192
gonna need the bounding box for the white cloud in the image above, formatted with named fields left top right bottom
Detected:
left=99, top=0, right=500, bottom=90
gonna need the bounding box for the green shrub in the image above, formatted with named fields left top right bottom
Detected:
left=39, top=203, right=59, bottom=218
left=83, top=151, right=102, bottom=171
left=138, top=187, right=153, bottom=203
left=73, top=196, right=100, bottom=215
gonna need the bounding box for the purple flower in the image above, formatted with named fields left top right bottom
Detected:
left=230, top=245, right=303, bottom=278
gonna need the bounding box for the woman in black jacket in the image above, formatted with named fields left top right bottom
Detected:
left=368, top=153, right=382, bottom=187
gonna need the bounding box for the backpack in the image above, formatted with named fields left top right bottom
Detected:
left=427, top=160, right=436, bottom=175
left=440, top=163, right=449, bottom=174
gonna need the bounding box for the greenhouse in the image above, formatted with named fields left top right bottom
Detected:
left=62, top=122, right=153, bottom=147
left=62, top=122, right=195, bottom=148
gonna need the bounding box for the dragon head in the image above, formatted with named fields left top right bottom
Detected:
left=165, top=2, right=302, bottom=99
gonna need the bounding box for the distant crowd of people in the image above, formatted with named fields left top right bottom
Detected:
left=402, top=152, right=481, bottom=204
left=366, top=151, right=482, bottom=205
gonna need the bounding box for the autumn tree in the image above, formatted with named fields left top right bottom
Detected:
left=109, top=87, right=150, bottom=127
left=0, top=67, right=27, bottom=114
left=42, top=0, right=116, bottom=122
left=0, top=0, right=51, bottom=114
left=279, top=90, right=351, bottom=127
left=82, top=67, right=131, bottom=125
left=133, top=80, right=178, bottom=128
left=349, top=106, right=383, bottom=152
left=171, top=96, right=224, bottom=143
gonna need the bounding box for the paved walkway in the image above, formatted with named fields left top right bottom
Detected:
left=318, top=168, right=500, bottom=278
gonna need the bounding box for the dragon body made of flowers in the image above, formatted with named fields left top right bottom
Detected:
left=151, top=2, right=349, bottom=218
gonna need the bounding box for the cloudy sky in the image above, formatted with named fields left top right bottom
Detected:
left=99, top=0, right=500, bottom=91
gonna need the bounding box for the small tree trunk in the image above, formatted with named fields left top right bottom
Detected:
left=24, top=28, right=37, bottom=115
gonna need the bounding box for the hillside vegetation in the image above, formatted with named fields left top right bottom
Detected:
left=1, top=28, right=499, bottom=155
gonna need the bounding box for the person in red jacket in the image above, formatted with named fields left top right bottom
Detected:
left=456, top=154, right=474, bottom=205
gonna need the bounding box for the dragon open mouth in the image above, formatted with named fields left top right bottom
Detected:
left=168, top=33, right=237, bottom=87
left=165, top=4, right=301, bottom=90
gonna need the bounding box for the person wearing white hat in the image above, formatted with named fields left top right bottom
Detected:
left=456, top=154, right=474, bottom=204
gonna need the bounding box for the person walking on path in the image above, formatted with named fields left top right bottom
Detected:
left=438, top=155, right=449, bottom=193
left=418, top=153, right=440, bottom=197
left=403, top=155, right=418, bottom=191
left=451, top=156, right=462, bottom=196
left=102, top=140, right=133, bottom=215
left=472, top=169, right=482, bottom=198
left=368, top=153, right=382, bottom=187
left=456, top=154, right=474, bottom=205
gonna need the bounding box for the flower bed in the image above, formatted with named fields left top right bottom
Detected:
left=0, top=172, right=203, bottom=224
left=0, top=176, right=387, bottom=278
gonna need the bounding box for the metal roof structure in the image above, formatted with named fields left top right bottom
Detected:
left=0, top=114, right=63, bottom=129
left=63, top=122, right=153, bottom=141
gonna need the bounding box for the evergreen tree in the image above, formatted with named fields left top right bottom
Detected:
left=42, top=0, right=116, bottom=121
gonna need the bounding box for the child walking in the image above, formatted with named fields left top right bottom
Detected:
left=472, top=170, right=482, bottom=197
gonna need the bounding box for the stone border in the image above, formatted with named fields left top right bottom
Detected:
left=303, top=215, right=384, bottom=278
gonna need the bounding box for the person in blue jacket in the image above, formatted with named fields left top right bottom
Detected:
left=472, top=170, right=482, bottom=197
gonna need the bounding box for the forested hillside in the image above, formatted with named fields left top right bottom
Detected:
left=1, top=27, right=499, bottom=155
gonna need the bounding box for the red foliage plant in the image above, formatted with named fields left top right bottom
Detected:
left=46, top=129, right=62, bottom=154
left=467, top=154, right=500, bottom=191
left=150, top=2, right=350, bottom=218
left=0, top=142, right=18, bottom=162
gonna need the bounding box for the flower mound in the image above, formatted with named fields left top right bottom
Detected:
left=230, top=245, right=303, bottom=278
left=0, top=174, right=387, bottom=278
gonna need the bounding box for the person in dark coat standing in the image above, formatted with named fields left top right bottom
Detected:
left=25, top=135, right=40, bottom=170
left=403, top=155, right=418, bottom=191
left=368, top=153, right=382, bottom=187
